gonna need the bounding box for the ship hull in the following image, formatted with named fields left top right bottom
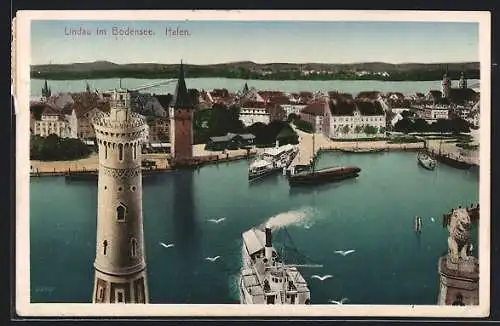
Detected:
left=288, top=167, right=361, bottom=186
left=248, top=167, right=282, bottom=182
left=340, top=148, right=385, bottom=154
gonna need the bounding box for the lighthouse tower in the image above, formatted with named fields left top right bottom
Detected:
left=91, top=89, right=149, bottom=303
left=169, top=61, right=195, bottom=164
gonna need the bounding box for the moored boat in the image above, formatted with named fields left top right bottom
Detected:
left=414, top=215, right=422, bottom=233
left=417, top=152, right=437, bottom=170
left=248, top=143, right=298, bottom=181
left=288, top=166, right=361, bottom=186
left=340, top=148, right=385, bottom=153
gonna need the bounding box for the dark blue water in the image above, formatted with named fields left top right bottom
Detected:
left=30, top=151, right=479, bottom=304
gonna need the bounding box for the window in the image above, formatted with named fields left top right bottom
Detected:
left=118, top=144, right=123, bottom=161
left=98, top=287, right=104, bottom=300
left=266, top=295, right=275, bottom=304
left=116, top=203, right=127, bottom=222
left=115, top=289, right=125, bottom=303
left=131, top=238, right=137, bottom=257
left=103, top=240, right=108, bottom=255
left=104, top=143, right=108, bottom=159
left=133, top=144, right=136, bottom=159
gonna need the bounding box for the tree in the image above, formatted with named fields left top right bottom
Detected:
left=295, top=120, right=314, bottom=133
left=287, top=113, right=298, bottom=122
left=354, top=125, right=364, bottom=133
left=394, top=118, right=414, bottom=133
left=413, top=119, right=429, bottom=132
left=363, top=125, right=378, bottom=135
left=30, top=134, right=91, bottom=161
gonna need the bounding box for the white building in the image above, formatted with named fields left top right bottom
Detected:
left=239, top=87, right=270, bottom=126
left=325, top=99, right=386, bottom=139
left=239, top=102, right=270, bottom=126
left=33, top=106, right=72, bottom=138
left=281, top=104, right=307, bottom=117
left=415, top=105, right=449, bottom=120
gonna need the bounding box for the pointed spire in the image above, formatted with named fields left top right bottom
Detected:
left=42, top=79, right=51, bottom=98
left=172, top=60, right=194, bottom=109
left=243, top=82, right=249, bottom=93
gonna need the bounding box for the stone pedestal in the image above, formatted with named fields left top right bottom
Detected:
left=437, top=256, right=479, bottom=305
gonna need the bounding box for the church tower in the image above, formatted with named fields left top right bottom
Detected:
left=41, top=79, right=51, bottom=99
left=169, top=61, right=195, bottom=163
left=441, top=72, right=451, bottom=98
left=459, top=72, right=468, bottom=89
left=91, top=89, right=149, bottom=303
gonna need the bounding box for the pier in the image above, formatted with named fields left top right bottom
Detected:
left=287, top=128, right=424, bottom=173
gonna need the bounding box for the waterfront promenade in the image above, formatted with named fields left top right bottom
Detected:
left=30, top=145, right=257, bottom=175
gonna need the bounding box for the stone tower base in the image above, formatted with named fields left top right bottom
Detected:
left=437, top=256, right=479, bottom=305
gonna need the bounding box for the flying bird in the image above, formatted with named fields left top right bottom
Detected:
left=205, top=256, right=221, bottom=262
left=304, top=225, right=311, bottom=229
left=329, top=297, right=349, bottom=305
left=311, top=274, right=333, bottom=281
left=334, top=250, right=356, bottom=256
left=159, top=242, right=175, bottom=248
left=430, top=217, right=435, bottom=222
left=208, top=218, right=226, bottom=224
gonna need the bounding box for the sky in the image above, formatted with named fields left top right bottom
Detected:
left=31, top=20, right=479, bottom=65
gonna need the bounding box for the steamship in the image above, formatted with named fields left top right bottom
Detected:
left=239, top=226, right=318, bottom=304
left=248, top=143, right=298, bottom=181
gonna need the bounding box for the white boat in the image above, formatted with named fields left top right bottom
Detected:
left=417, top=152, right=437, bottom=170
left=249, top=142, right=298, bottom=181
left=239, top=227, right=315, bottom=304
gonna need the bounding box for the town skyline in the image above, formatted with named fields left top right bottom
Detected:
left=31, top=21, right=479, bottom=65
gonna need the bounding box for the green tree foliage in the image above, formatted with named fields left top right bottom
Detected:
left=394, top=117, right=470, bottom=134
left=287, top=113, right=299, bottom=122
left=363, top=125, right=378, bottom=134
left=30, top=134, right=91, bottom=161
left=295, top=120, right=314, bottom=133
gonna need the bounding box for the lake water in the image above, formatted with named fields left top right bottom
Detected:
left=30, top=78, right=480, bottom=98
left=30, top=151, right=479, bottom=304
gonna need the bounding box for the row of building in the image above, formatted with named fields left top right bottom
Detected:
left=31, top=72, right=480, bottom=145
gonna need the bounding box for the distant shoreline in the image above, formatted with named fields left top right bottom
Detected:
left=31, top=60, right=480, bottom=82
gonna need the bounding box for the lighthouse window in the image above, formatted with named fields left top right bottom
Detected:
left=115, top=289, right=125, bottom=303
left=104, top=143, right=108, bottom=159
left=116, top=203, right=127, bottom=222
left=131, top=238, right=137, bottom=257
left=103, top=240, right=108, bottom=255
left=98, top=287, right=104, bottom=301
left=118, top=144, right=123, bottom=161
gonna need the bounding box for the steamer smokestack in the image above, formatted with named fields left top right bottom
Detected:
left=265, top=227, right=272, bottom=247
left=265, top=227, right=273, bottom=261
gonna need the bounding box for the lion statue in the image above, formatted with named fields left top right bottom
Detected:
left=447, top=208, right=472, bottom=263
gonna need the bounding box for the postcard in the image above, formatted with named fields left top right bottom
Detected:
left=12, top=10, right=491, bottom=318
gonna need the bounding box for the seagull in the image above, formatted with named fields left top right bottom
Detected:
left=159, top=242, right=175, bottom=248
left=329, top=297, right=349, bottom=305
left=334, top=250, right=356, bottom=256
left=311, top=274, right=333, bottom=281
left=208, top=218, right=226, bottom=224
left=304, top=225, right=311, bottom=229
left=205, top=256, right=221, bottom=262
left=430, top=217, right=435, bottom=222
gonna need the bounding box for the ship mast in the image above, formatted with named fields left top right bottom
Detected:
left=312, top=133, right=316, bottom=172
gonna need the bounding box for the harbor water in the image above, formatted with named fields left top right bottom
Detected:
left=30, top=151, right=479, bottom=304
